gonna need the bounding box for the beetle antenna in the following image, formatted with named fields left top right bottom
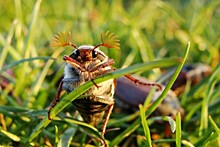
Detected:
left=50, top=31, right=77, bottom=49
left=93, top=31, right=120, bottom=50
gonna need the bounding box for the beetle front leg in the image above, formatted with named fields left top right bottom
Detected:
left=101, top=103, right=114, bottom=139
left=89, top=59, right=115, bottom=73
left=48, top=81, right=63, bottom=120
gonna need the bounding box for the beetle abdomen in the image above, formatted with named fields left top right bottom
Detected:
left=72, top=97, right=114, bottom=126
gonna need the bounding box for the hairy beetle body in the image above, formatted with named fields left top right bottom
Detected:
left=48, top=31, right=161, bottom=144
left=62, top=45, right=115, bottom=126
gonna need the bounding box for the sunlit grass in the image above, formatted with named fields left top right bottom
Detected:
left=0, top=0, right=219, bottom=146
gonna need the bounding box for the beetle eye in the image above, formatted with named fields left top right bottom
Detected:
left=70, top=50, right=80, bottom=59
left=92, top=50, right=97, bottom=58
left=74, top=50, right=80, bottom=57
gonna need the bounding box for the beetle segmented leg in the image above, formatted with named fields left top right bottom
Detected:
left=64, top=56, right=86, bottom=72
left=124, top=74, right=163, bottom=90
left=89, top=59, right=115, bottom=72
left=48, top=81, right=63, bottom=120
left=87, top=71, right=100, bottom=88
left=91, top=79, right=101, bottom=88
left=87, top=59, right=115, bottom=89
left=101, top=103, right=114, bottom=139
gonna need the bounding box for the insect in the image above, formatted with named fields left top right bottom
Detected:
left=47, top=31, right=162, bottom=142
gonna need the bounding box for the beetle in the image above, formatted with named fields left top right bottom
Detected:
left=47, top=31, right=162, bottom=142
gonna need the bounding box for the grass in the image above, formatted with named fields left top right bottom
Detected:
left=0, top=0, right=220, bottom=146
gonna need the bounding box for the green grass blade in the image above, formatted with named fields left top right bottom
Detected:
left=194, top=130, right=213, bottom=146
left=143, top=88, right=156, bottom=108
left=152, top=139, right=175, bottom=144
left=108, top=111, right=140, bottom=127
left=204, top=132, right=220, bottom=147
left=23, top=0, right=42, bottom=59
left=208, top=115, right=220, bottom=146
left=0, top=106, right=27, bottom=122
left=27, top=57, right=180, bottom=143
left=14, top=0, right=42, bottom=96
left=0, top=128, right=21, bottom=142
left=0, top=20, right=17, bottom=69
left=176, top=112, right=181, bottom=147
left=145, top=42, right=190, bottom=116
left=139, top=104, right=152, bottom=147
left=0, top=56, right=56, bottom=72
left=57, top=127, right=76, bottom=147
left=111, top=42, right=190, bottom=145
left=181, top=140, right=195, bottom=147
left=32, top=49, right=63, bottom=96
left=27, top=117, right=51, bottom=143
left=131, top=29, right=152, bottom=62
left=0, top=106, right=29, bottom=113
left=55, top=125, right=59, bottom=145
left=200, top=64, right=220, bottom=135
left=64, top=118, right=101, bottom=139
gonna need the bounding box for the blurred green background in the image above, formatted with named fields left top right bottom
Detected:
left=0, top=0, right=219, bottom=146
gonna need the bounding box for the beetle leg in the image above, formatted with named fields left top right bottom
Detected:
left=48, top=81, right=63, bottom=120
left=87, top=71, right=100, bottom=88
left=88, top=59, right=115, bottom=89
left=64, top=55, right=86, bottom=72
left=124, top=74, right=163, bottom=90
left=101, top=103, right=114, bottom=139
left=91, top=78, right=100, bottom=88
left=89, top=59, right=115, bottom=72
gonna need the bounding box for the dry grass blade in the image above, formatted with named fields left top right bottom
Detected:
left=101, top=31, right=120, bottom=49
left=50, top=31, right=76, bottom=48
